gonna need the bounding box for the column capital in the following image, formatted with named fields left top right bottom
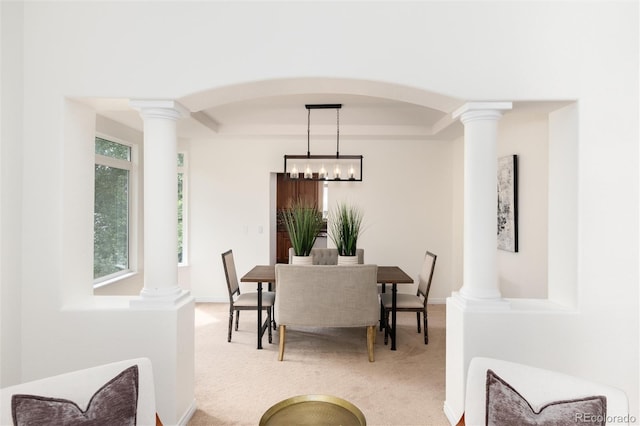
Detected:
left=452, top=102, right=513, bottom=123
left=130, top=99, right=190, bottom=121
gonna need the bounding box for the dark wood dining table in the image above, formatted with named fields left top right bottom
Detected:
left=240, top=265, right=413, bottom=350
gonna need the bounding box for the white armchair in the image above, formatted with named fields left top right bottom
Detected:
left=1, top=358, right=158, bottom=426
left=462, top=357, right=629, bottom=426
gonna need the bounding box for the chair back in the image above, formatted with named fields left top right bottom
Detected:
left=221, top=250, right=240, bottom=300
left=275, top=264, right=379, bottom=327
left=417, top=251, right=437, bottom=302
left=288, top=247, right=364, bottom=265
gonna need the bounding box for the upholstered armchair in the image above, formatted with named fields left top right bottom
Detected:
left=461, top=357, right=629, bottom=426
left=1, top=358, right=159, bottom=425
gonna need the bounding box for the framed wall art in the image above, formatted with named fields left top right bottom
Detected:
left=497, top=155, right=518, bottom=252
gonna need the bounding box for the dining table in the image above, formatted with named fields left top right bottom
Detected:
left=240, top=265, right=413, bottom=351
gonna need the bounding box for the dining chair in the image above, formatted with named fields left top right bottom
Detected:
left=221, top=250, right=275, bottom=343
left=381, top=251, right=437, bottom=345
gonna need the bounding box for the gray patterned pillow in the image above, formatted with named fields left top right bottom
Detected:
left=486, top=369, right=606, bottom=426
left=12, top=365, right=138, bottom=426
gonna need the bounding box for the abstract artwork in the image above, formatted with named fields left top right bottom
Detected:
left=497, top=155, right=518, bottom=252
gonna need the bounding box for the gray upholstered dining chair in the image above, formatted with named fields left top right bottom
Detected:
left=380, top=250, right=437, bottom=345
left=221, top=250, right=275, bottom=344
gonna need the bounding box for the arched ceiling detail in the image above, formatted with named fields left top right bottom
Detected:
left=176, top=77, right=465, bottom=140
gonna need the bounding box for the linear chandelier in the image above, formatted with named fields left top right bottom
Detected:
left=284, top=104, right=363, bottom=181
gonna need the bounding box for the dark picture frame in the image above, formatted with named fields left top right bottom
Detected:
left=497, top=155, right=518, bottom=252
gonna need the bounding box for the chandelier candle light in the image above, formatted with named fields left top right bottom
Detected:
left=284, top=104, right=363, bottom=181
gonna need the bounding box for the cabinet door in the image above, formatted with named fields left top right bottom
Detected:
left=297, top=179, right=319, bottom=207
left=277, top=231, right=292, bottom=264
left=277, top=173, right=319, bottom=209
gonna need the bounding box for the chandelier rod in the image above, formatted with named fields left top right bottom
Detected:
left=304, top=104, right=342, bottom=158
left=336, top=108, right=340, bottom=157
left=307, top=108, right=311, bottom=157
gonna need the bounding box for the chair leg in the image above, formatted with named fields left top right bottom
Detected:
left=272, top=306, right=277, bottom=330
left=367, top=325, right=375, bottom=362
left=379, top=301, right=385, bottom=331
left=383, top=310, right=390, bottom=345
left=227, top=309, right=234, bottom=342
left=235, top=310, right=240, bottom=331
left=267, top=309, right=273, bottom=344
left=416, top=312, right=421, bottom=333
left=278, top=325, right=286, bottom=361
left=424, top=311, right=429, bottom=345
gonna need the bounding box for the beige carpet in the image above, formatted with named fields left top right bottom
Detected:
left=189, top=302, right=448, bottom=426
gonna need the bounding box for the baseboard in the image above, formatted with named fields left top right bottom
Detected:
left=443, top=400, right=461, bottom=425
left=428, top=298, right=447, bottom=305
left=178, top=399, right=197, bottom=426
left=194, top=297, right=227, bottom=303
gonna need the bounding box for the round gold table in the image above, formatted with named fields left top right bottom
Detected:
left=259, top=394, right=366, bottom=426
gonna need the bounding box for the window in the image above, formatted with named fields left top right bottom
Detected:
left=178, top=152, right=188, bottom=265
left=94, top=136, right=135, bottom=283
left=322, top=181, right=329, bottom=219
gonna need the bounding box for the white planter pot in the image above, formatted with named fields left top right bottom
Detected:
left=291, top=255, right=313, bottom=265
left=338, top=255, right=358, bottom=265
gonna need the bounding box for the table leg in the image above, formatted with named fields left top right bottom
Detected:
left=257, top=281, right=263, bottom=350
left=391, top=283, right=397, bottom=351
left=379, top=283, right=386, bottom=331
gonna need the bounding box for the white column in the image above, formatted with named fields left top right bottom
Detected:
left=130, top=99, right=190, bottom=306
left=453, top=102, right=512, bottom=301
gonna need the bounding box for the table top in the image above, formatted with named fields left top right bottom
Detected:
left=241, top=264, right=413, bottom=284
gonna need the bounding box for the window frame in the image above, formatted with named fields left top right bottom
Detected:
left=93, top=133, right=139, bottom=287
left=177, top=152, right=188, bottom=267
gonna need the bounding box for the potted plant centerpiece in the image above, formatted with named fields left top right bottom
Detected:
left=281, top=199, right=324, bottom=265
left=328, top=202, right=364, bottom=265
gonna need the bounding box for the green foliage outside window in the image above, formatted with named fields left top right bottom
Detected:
left=178, top=171, right=184, bottom=263
left=94, top=138, right=130, bottom=280
left=96, top=137, right=130, bottom=160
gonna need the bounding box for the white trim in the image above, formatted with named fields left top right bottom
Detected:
left=94, top=153, right=132, bottom=170
left=93, top=271, right=138, bottom=288
left=177, top=398, right=197, bottom=426
left=443, top=401, right=460, bottom=426
left=193, top=297, right=228, bottom=303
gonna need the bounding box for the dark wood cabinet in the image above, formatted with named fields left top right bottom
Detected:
left=277, top=173, right=319, bottom=209
left=276, top=231, right=292, bottom=264
left=276, top=173, right=321, bottom=263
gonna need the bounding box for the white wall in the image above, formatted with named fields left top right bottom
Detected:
left=548, top=104, right=579, bottom=306
left=1, top=1, right=637, bottom=424
left=187, top=135, right=455, bottom=303
left=496, top=112, right=549, bottom=298
left=0, top=0, right=24, bottom=387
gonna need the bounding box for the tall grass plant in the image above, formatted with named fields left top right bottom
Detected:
left=281, top=199, right=324, bottom=256
left=328, top=202, right=364, bottom=257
